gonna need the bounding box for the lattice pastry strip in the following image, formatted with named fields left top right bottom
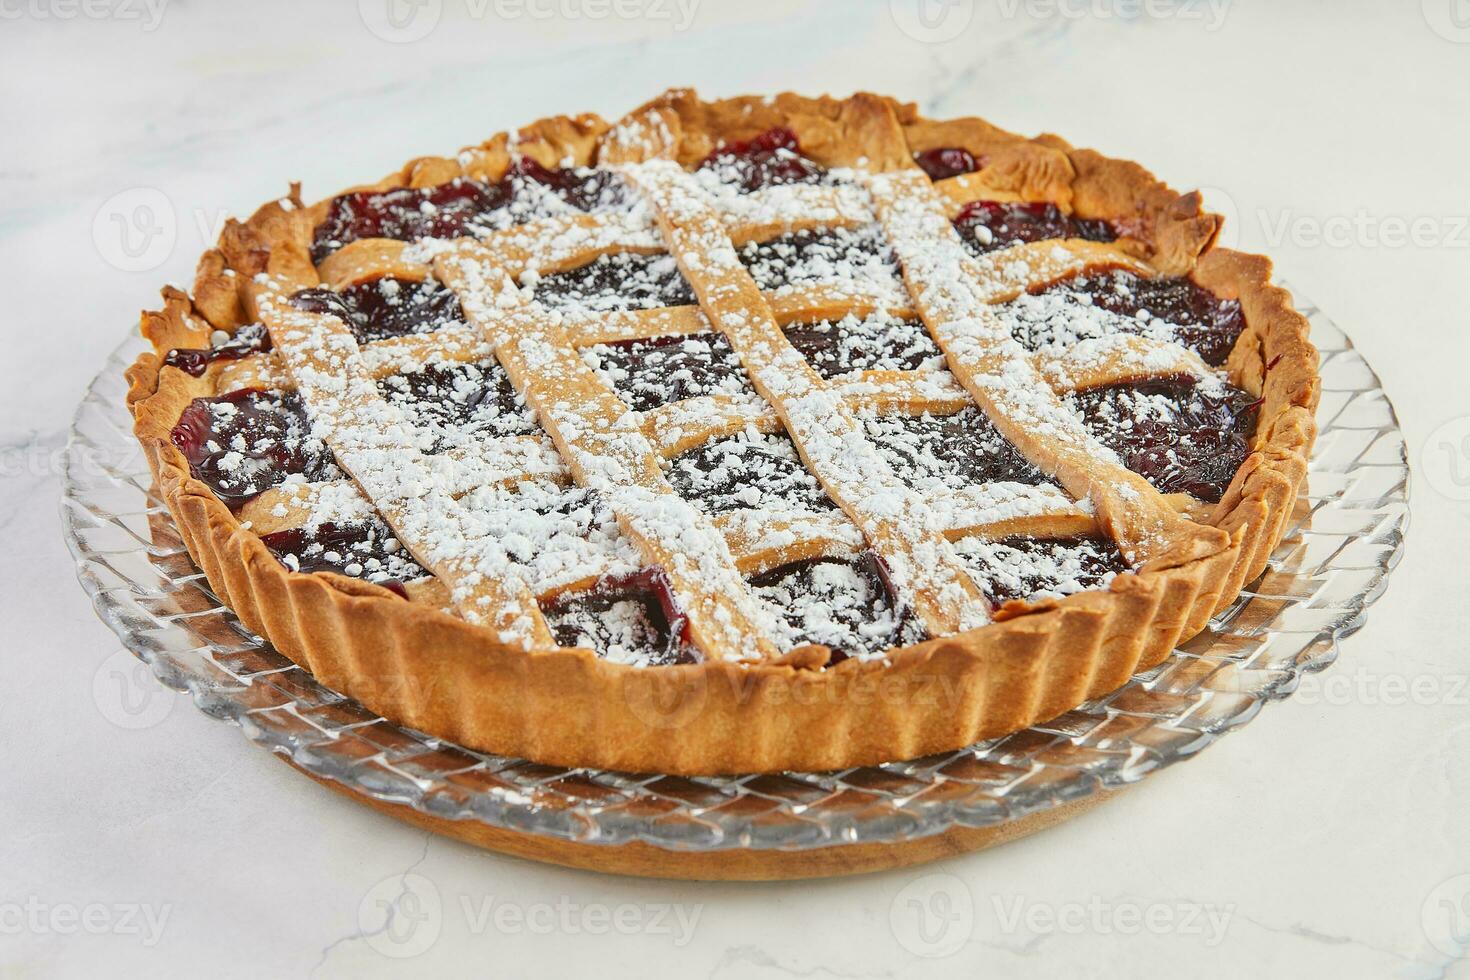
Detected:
left=254, top=288, right=554, bottom=646
left=863, top=168, right=1229, bottom=568
left=199, top=148, right=1241, bottom=660
left=623, top=159, right=992, bottom=637
left=230, top=215, right=1221, bottom=626
left=429, top=239, right=785, bottom=662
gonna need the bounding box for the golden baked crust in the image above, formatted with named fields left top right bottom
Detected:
left=125, top=89, right=1318, bottom=774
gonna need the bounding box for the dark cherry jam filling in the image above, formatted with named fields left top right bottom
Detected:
left=865, top=407, right=1053, bottom=490
left=999, top=270, right=1246, bottom=368
left=1050, top=269, right=1245, bottom=367
left=957, top=535, right=1128, bottom=606
left=954, top=200, right=1116, bottom=255
left=170, top=388, right=338, bottom=507
left=542, top=568, right=697, bottom=666
left=1071, top=376, right=1258, bottom=503
left=378, top=359, right=536, bottom=449
left=258, top=519, right=423, bottom=595
left=532, top=252, right=695, bottom=313
left=697, top=127, right=828, bottom=193
left=668, top=432, right=836, bottom=516
left=783, top=313, right=942, bottom=378
left=164, top=322, right=272, bottom=377
left=738, top=227, right=899, bottom=292
left=749, top=552, right=922, bottom=664
left=512, top=157, right=628, bottom=213
left=585, top=332, right=755, bottom=412
left=312, top=179, right=511, bottom=262
left=309, top=161, right=628, bottom=262
left=913, top=147, right=981, bottom=182
left=290, top=277, right=464, bottom=344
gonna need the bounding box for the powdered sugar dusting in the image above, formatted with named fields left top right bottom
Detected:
left=215, top=135, right=1250, bottom=666
left=623, top=159, right=993, bottom=636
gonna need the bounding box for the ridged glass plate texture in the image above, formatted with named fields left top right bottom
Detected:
left=61, top=289, right=1408, bottom=853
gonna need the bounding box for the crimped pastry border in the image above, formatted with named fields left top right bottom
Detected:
left=124, top=90, right=1318, bottom=775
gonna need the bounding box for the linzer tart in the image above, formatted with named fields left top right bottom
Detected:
left=125, top=89, right=1317, bottom=775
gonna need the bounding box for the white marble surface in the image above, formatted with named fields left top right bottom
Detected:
left=2, top=1, right=1468, bottom=976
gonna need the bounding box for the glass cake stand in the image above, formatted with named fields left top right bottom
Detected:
left=61, top=289, right=1409, bottom=878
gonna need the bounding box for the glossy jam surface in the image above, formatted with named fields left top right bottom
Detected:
left=584, top=332, right=756, bottom=412
left=1060, top=269, right=1244, bottom=366
left=533, top=252, right=695, bottom=313
left=259, top=519, right=424, bottom=592
left=865, top=407, right=1053, bottom=491
left=954, top=200, right=1116, bottom=255
left=377, top=359, right=537, bottom=449
left=738, top=227, right=899, bottom=293
left=956, top=535, right=1128, bottom=606
left=513, top=158, right=628, bottom=212
left=542, top=568, right=696, bottom=666
left=669, top=432, right=836, bottom=515
left=290, top=278, right=464, bottom=344
left=784, top=313, right=942, bottom=378
left=164, top=322, right=272, bottom=377
left=1072, top=376, right=1258, bottom=502
left=999, top=268, right=1246, bottom=368
left=697, top=127, right=827, bottom=193
left=749, top=553, right=921, bottom=663
left=170, top=388, right=338, bottom=507
left=312, top=179, right=511, bottom=262
left=913, top=147, right=980, bottom=181
left=998, top=269, right=1247, bottom=368
left=310, top=162, right=628, bottom=261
